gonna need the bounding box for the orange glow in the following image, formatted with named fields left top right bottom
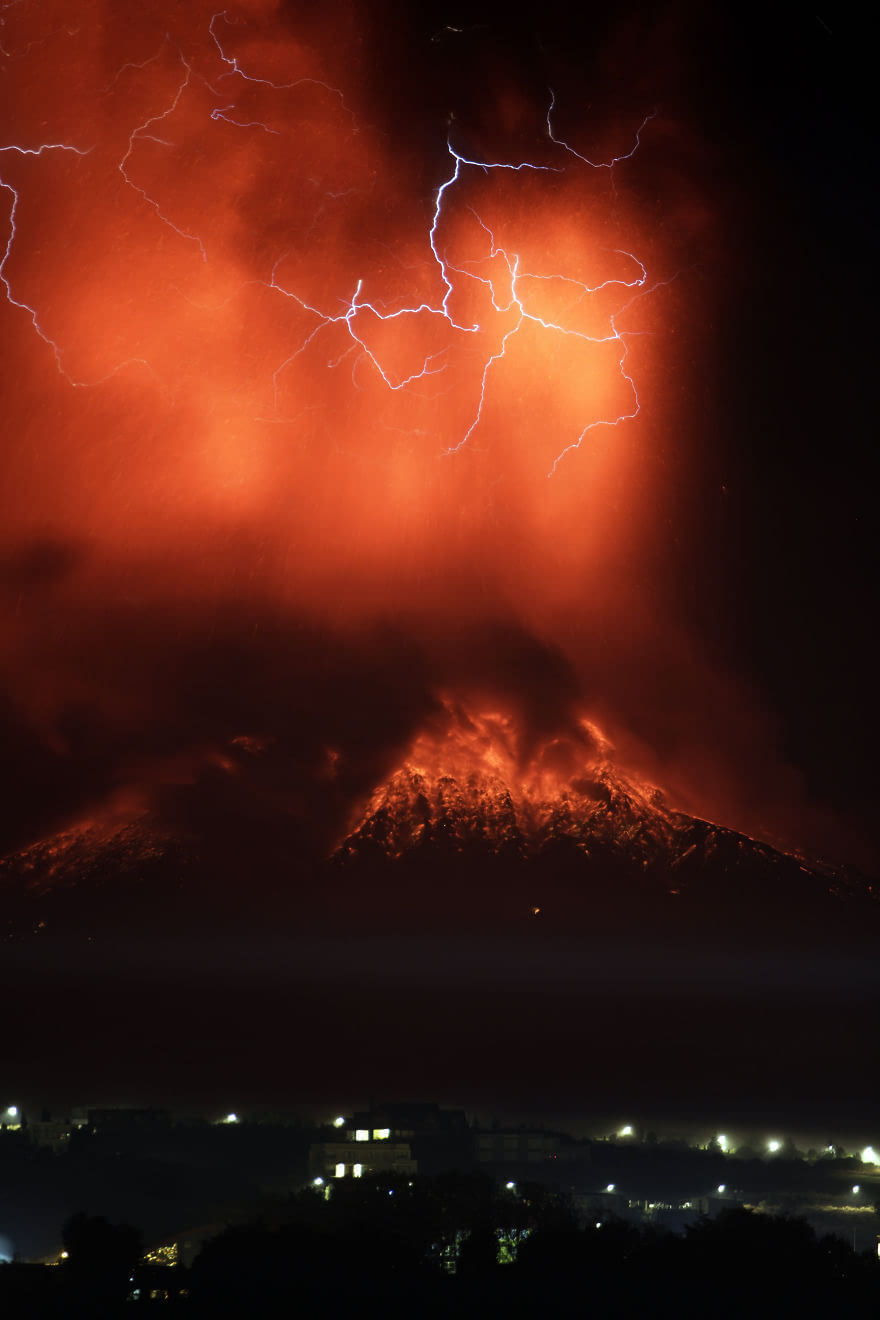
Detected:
left=0, top=1, right=819, bottom=867
left=0, top=1, right=670, bottom=605
left=340, top=694, right=670, bottom=859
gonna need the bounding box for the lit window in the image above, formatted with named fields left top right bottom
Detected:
left=335, top=1163, right=346, bottom=1178
left=353, top=1163, right=363, bottom=1178
left=373, top=1128, right=391, bottom=1140
left=355, top=1129, right=369, bottom=1142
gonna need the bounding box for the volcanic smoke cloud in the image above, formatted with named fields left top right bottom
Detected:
left=0, top=0, right=824, bottom=866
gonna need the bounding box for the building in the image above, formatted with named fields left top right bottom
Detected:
left=475, top=1130, right=568, bottom=1166
left=309, top=1133, right=417, bottom=1181
left=27, top=1119, right=71, bottom=1153
left=86, top=1107, right=172, bottom=1132
left=348, top=1102, right=472, bottom=1175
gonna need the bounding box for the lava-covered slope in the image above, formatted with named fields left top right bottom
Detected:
left=1, top=712, right=874, bottom=941
left=333, top=755, right=873, bottom=935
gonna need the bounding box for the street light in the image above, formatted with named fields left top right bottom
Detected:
left=767, top=1140, right=781, bottom=1154
left=717, top=1184, right=726, bottom=1194
left=505, top=1181, right=516, bottom=1191
left=312, top=1177, right=324, bottom=1187
left=333, top=1116, right=345, bottom=1128
left=605, top=1183, right=616, bottom=1193
left=619, top=1125, right=634, bottom=1137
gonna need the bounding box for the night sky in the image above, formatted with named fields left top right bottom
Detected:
left=1, top=1, right=876, bottom=1120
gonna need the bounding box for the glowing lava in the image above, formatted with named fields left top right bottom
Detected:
left=337, top=696, right=675, bottom=863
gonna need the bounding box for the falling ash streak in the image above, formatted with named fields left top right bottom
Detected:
left=0, top=14, right=659, bottom=471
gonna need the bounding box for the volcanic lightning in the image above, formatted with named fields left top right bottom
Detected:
left=1, top=4, right=658, bottom=475
left=2, top=0, right=803, bottom=877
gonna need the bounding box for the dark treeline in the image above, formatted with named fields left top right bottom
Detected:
left=0, top=1119, right=315, bottom=1262
left=2, top=1112, right=872, bottom=1264
left=1, top=1172, right=878, bottom=1318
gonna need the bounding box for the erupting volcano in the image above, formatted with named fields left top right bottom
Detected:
left=339, top=700, right=675, bottom=863
left=3, top=695, right=873, bottom=950
left=0, top=0, right=875, bottom=954
left=335, top=698, right=874, bottom=929
left=0, top=0, right=874, bottom=1136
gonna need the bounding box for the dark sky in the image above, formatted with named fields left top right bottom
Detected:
left=1, top=0, right=876, bottom=1118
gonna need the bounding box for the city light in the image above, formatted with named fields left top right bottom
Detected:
left=716, top=1134, right=730, bottom=1152
left=6, top=1106, right=18, bottom=1119
left=852, top=1185, right=860, bottom=1195
left=373, top=1128, right=391, bottom=1140
left=333, top=1116, right=345, bottom=1128
left=335, top=1163, right=345, bottom=1178
left=619, top=1125, right=634, bottom=1137
left=355, top=1129, right=369, bottom=1142
left=312, top=1177, right=324, bottom=1187
left=767, top=1140, right=781, bottom=1153
left=861, top=1147, right=878, bottom=1166
left=353, top=1164, right=363, bottom=1179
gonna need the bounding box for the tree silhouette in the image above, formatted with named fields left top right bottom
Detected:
left=61, top=1212, right=142, bottom=1308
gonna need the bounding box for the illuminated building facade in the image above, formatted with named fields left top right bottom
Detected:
left=309, top=1135, right=417, bottom=1181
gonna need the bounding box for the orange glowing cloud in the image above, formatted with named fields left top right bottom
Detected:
left=2, top=0, right=831, bottom=867
left=1, top=1, right=675, bottom=602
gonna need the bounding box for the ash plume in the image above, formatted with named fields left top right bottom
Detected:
left=0, top=0, right=869, bottom=879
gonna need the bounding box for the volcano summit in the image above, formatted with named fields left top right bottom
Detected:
left=2, top=701, right=873, bottom=948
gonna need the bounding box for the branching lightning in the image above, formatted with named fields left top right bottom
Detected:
left=1, top=8, right=661, bottom=473
left=118, top=53, right=209, bottom=262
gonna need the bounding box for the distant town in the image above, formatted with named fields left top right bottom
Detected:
left=3, top=1099, right=879, bottom=1250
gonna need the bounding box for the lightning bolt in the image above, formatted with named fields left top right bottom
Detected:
left=117, top=52, right=209, bottom=261
left=1, top=10, right=661, bottom=473
left=267, top=116, right=656, bottom=474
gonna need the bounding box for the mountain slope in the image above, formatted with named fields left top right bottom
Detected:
left=1, top=707, right=875, bottom=941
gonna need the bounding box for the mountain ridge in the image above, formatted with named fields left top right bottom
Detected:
left=1, top=736, right=874, bottom=942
